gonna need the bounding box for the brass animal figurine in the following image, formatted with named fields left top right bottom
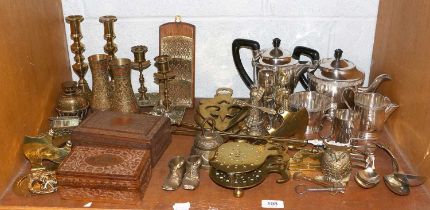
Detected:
left=23, top=134, right=72, bottom=170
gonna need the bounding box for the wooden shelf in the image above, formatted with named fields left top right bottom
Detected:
left=0, top=109, right=429, bottom=210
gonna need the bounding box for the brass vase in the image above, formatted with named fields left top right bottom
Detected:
left=89, top=54, right=112, bottom=111
left=109, top=58, right=139, bottom=113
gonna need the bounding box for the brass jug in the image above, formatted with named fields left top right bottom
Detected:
left=89, top=54, right=112, bottom=111
left=109, top=58, right=139, bottom=113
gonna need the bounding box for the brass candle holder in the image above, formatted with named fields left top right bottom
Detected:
left=99, top=15, right=117, bottom=86
left=131, top=45, right=152, bottom=106
left=150, top=55, right=185, bottom=124
left=99, top=15, right=118, bottom=60
left=65, top=15, right=92, bottom=101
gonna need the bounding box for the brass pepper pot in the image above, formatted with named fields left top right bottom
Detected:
left=89, top=54, right=112, bottom=111
left=109, top=58, right=139, bottom=113
left=56, top=81, right=89, bottom=119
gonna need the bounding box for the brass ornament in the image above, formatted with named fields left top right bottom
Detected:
left=23, top=134, right=72, bottom=170
left=150, top=55, right=186, bottom=125
left=131, top=45, right=151, bottom=105
left=65, top=15, right=92, bottom=101
left=89, top=54, right=112, bottom=111
left=196, top=88, right=248, bottom=132
left=160, top=16, right=195, bottom=107
left=210, top=155, right=290, bottom=198
left=109, top=58, right=139, bottom=113
left=56, top=81, right=89, bottom=120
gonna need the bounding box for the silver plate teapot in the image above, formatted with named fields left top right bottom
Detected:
left=307, top=49, right=391, bottom=116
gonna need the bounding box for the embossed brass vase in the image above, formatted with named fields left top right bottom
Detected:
left=89, top=54, right=112, bottom=111
left=56, top=81, right=89, bottom=119
left=109, top=58, right=139, bottom=113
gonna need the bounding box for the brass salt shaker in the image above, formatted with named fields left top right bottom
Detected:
left=109, top=58, right=139, bottom=113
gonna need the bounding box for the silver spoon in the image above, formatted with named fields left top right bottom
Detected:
left=374, top=143, right=410, bottom=196
left=355, top=153, right=381, bottom=188
left=394, top=173, right=427, bottom=187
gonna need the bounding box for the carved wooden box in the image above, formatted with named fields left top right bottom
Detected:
left=71, top=111, right=171, bottom=166
left=57, top=145, right=151, bottom=203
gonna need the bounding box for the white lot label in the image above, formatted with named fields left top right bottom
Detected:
left=173, top=202, right=191, bottom=210
left=261, top=200, right=284, bottom=209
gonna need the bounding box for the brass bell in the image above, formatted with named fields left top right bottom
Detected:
left=190, top=118, right=224, bottom=169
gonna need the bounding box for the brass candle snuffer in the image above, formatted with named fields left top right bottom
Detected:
left=65, top=15, right=92, bottom=102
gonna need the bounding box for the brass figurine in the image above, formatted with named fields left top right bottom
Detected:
left=234, top=87, right=274, bottom=136
left=65, top=15, right=92, bottom=101
left=28, top=169, right=58, bottom=195
left=131, top=45, right=151, bottom=105
left=162, top=156, right=185, bottom=191
left=182, top=155, right=202, bottom=190
left=23, top=134, right=72, bottom=170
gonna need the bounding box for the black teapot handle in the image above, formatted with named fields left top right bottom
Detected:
left=232, top=39, right=260, bottom=89
left=292, top=46, right=320, bottom=90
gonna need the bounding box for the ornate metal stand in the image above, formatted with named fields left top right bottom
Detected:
left=150, top=55, right=185, bottom=124
left=131, top=45, right=153, bottom=107
left=65, top=15, right=92, bottom=101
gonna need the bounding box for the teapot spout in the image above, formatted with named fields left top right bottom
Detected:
left=359, top=74, right=391, bottom=93
left=385, top=102, right=399, bottom=122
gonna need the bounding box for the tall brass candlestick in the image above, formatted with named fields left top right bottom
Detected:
left=99, top=15, right=118, bottom=60
left=65, top=15, right=92, bottom=101
left=131, top=45, right=151, bottom=101
left=99, top=15, right=118, bottom=84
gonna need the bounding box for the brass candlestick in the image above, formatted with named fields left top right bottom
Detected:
left=65, top=15, right=92, bottom=101
left=150, top=55, right=185, bottom=124
left=131, top=45, right=151, bottom=102
left=99, top=15, right=117, bottom=86
left=99, top=15, right=118, bottom=60
left=153, top=55, right=175, bottom=113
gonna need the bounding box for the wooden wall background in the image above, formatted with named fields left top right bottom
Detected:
left=371, top=0, right=430, bottom=189
left=0, top=0, right=71, bottom=193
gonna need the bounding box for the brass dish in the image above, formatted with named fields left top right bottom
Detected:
left=210, top=155, right=289, bottom=198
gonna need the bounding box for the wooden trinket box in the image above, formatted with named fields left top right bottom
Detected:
left=71, top=111, right=171, bottom=166
left=57, top=145, right=151, bottom=203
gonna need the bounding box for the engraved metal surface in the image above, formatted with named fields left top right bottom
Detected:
left=160, top=35, right=193, bottom=107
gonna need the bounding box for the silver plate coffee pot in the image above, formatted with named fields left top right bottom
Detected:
left=232, top=38, right=320, bottom=109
